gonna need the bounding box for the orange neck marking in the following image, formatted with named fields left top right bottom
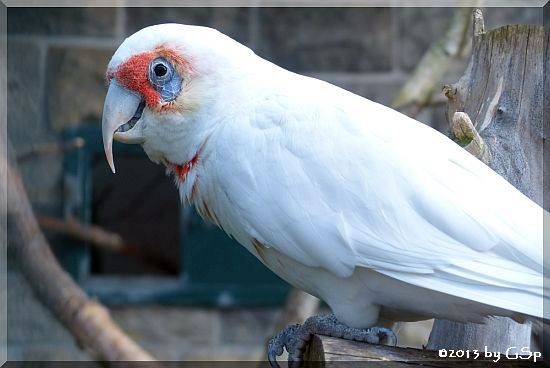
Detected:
left=171, top=154, right=199, bottom=183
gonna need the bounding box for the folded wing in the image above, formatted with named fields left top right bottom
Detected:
left=215, top=79, right=547, bottom=319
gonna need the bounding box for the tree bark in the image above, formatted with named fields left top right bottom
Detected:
left=427, top=9, right=545, bottom=353
left=305, top=335, right=537, bottom=367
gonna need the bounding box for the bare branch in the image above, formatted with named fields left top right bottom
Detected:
left=427, top=95, right=448, bottom=107
left=38, top=216, right=125, bottom=252
left=5, top=136, right=163, bottom=367
left=17, top=137, right=85, bottom=163
left=392, top=7, right=472, bottom=116
left=450, top=112, right=491, bottom=164
left=38, top=215, right=179, bottom=274
left=429, top=9, right=544, bottom=352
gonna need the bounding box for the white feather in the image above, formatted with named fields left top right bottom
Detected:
left=197, top=61, right=547, bottom=322
left=111, top=24, right=547, bottom=326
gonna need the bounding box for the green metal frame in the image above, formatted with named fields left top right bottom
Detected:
left=63, top=125, right=289, bottom=306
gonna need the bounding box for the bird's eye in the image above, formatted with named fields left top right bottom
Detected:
left=148, top=57, right=183, bottom=102
left=154, top=63, right=167, bottom=77
left=149, top=58, right=172, bottom=83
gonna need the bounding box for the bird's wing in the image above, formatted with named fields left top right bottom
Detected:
left=212, top=77, right=546, bottom=317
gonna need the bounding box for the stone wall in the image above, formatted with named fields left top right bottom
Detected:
left=6, top=6, right=542, bottom=361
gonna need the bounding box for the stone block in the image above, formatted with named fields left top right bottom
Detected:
left=136, top=342, right=187, bottom=361
left=7, top=271, right=78, bottom=346
left=8, top=8, right=117, bottom=37
left=219, top=308, right=278, bottom=345
left=396, top=7, right=542, bottom=73
left=314, top=74, right=406, bottom=107
left=483, top=7, right=542, bottom=29
left=8, top=41, right=47, bottom=149
left=17, top=344, right=91, bottom=361
left=256, top=8, right=392, bottom=72
left=395, top=7, right=455, bottom=72
left=182, top=345, right=263, bottom=361
left=111, top=306, right=221, bottom=346
left=46, top=47, right=114, bottom=130
left=125, top=8, right=252, bottom=46
left=8, top=40, right=62, bottom=208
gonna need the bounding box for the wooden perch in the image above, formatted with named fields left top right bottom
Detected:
left=5, top=135, right=163, bottom=367
left=304, top=335, right=538, bottom=367
left=441, top=12, right=545, bottom=205
left=428, top=9, right=545, bottom=353
left=302, top=8, right=546, bottom=366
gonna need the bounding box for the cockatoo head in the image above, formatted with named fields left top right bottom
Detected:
left=102, top=23, right=254, bottom=174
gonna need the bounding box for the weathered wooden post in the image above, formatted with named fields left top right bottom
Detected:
left=304, top=9, right=547, bottom=364
left=426, top=9, right=544, bottom=354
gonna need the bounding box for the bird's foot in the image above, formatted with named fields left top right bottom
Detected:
left=267, top=313, right=396, bottom=368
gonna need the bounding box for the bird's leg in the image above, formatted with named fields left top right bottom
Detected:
left=267, top=313, right=396, bottom=368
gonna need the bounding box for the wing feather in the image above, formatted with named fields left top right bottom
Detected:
left=211, top=76, right=547, bottom=318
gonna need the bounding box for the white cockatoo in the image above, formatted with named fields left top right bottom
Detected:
left=102, top=24, right=547, bottom=366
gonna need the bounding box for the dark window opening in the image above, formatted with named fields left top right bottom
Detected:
left=90, top=154, right=181, bottom=276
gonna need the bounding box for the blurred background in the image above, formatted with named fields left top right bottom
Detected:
left=7, top=5, right=542, bottom=362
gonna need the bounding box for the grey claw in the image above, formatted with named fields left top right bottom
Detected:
left=266, top=314, right=397, bottom=368
left=268, top=356, right=280, bottom=368
left=371, top=326, right=397, bottom=346
left=268, top=324, right=303, bottom=368
left=268, top=351, right=281, bottom=368
left=267, top=335, right=283, bottom=368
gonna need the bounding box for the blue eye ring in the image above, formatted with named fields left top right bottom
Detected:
left=148, top=57, right=183, bottom=102
left=148, top=57, right=173, bottom=88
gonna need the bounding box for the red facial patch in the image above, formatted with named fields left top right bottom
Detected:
left=115, top=51, right=160, bottom=107
left=111, top=45, right=193, bottom=109
left=157, top=46, right=193, bottom=72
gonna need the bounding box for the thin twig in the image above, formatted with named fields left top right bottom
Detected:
left=392, top=7, right=473, bottom=117
left=38, top=215, right=179, bottom=274
left=428, top=95, right=449, bottom=107
left=17, top=137, right=85, bottom=163
left=39, top=216, right=124, bottom=252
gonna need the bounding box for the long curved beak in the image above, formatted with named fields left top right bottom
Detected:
left=102, top=81, right=145, bottom=173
